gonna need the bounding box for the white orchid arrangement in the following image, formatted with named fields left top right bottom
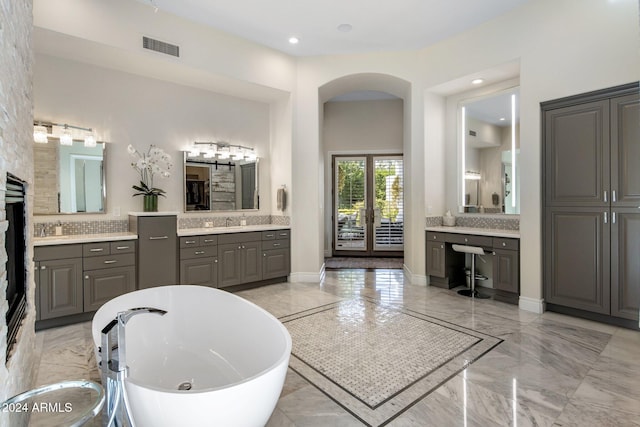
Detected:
left=127, top=144, right=173, bottom=197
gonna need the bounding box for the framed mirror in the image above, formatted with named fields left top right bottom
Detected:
left=459, top=87, right=520, bottom=214
left=33, top=140, right=106, bottom=214
left=183, top=152, right=259, bottom=212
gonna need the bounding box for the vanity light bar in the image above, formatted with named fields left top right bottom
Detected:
left=191, top=141, right=257, bottom=160
left=33, top=121, right=97, bottom=148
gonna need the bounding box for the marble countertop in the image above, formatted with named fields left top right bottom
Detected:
left=128, top=211, right=180, bottom=217
left=34, top=232, right=139, bottom=246
left=425, top=226, right=520, bottom=239
left=178, top=224, right=290, bottom=237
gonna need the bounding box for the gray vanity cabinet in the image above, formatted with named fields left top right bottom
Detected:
left=611, top=210, right=640, bottom=320
left=179, top=235, right=218, bottom=287
left=130, top=215, right=178, bottom=289
left=491, top=238, right=519, bottom=295
left=262, top=230, right=291, bottom=280
left=425, top=232, right=464, bottom=288
left=35, top=245, right=84, bottom=320
left=217, top=232, right=262, bottom=288
left=543, top=83, right=639, bottom=326
left=83, top=241, right=136, bottom=312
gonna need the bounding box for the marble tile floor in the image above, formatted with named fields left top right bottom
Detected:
left=31, top=270, right=640, bottom=426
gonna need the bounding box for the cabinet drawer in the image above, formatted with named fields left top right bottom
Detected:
left=493, top=237, right=519, bottom=251
left=262, top=239, right=290, bottom=250
left=35, top=244, right=82, bottom=261
left=180, top=236, right=200, bottom=248
left=448, top=234, right=493, bottom=247
left=83, top=242, right=111, bottom=257
left=218, top=232, right=261, bottom=244
left=199, top=235, right=218, bottom=246
left=426, top=232, right=447, bottom=242
left=180, top=247, right=216, bottom=260
left=263, top=230, right=290, bottom=240
left=110, top=241, right=136, bottom=254
left=84, top=253, right=135, bottom=270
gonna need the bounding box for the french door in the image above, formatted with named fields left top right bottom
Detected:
left=333, top=155, right=404, bottom=256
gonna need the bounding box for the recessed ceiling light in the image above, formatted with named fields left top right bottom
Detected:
left=499, top=117, right=506, bottom=121
left=337, top=23, right=353, bottom=33
left=471, top=78, right=484, bottom=85
left=288, top=37, right=299, bottom=44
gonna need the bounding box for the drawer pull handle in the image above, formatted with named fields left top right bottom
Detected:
left=104, top=260, right=117, bottom=264
left=214, top=259, right=218, bottom=263
left=464, top=238, right=468, bottom=242
left=242, top=245, right=246, bottom=249
left=492, top=251, right=496, bottom=256
left=185, top=240, right=196, bottom=244
left=263, top=253, right=267, bottom=257
left=85, top=275, right=89, bottom=279
left=266, top=234, right=274, bottom=238
left=441, top=244, right=444, bottom=249
left=150, top=236, right=168, bottom=240
left=502, top=242, right=506, bottom=247
left=41, top=266, right=46, bottom=270
left=273, top=243, right=281, bottom=247
left=279, top=233, right=288, bottom=236
left=195, top=251, right=205, bottom=255
left=203, top=239, right=215, bottom=243
left=90, top=248, right=104, bottom=252
left=116, top=246, right=130, bottom=250
left=433, top=236, right=436, bottom=239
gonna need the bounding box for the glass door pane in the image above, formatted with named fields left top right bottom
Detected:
left=373, top=157, right=404, bottom=251
left=335, top=157, right=367, bottom=251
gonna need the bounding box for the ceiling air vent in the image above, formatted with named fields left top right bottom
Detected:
left=143, top=36, right=180, bottom=57
left=469, top=130, right=477, bottom=137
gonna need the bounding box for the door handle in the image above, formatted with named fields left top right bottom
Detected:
left=604, top=211, right=608, bottom=224
left=195, top=251, right=205, bottom=255
left=604, top=191, right=608, bottom=203
left=89, top=248, right=104, bottom=252
left=149, top=236, right=168, bottom=240
left=612, top=190, right=616, bottom=202
left=103, top=260, right=117, bottom=264
left=116, top=246, right=130, bottom=250
left=613, top=212, right=616, bottom=224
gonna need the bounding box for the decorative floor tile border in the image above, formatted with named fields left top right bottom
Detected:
left=280, top=298, right=503, bottom=426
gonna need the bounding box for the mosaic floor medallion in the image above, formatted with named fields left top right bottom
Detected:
left=280, top=298, right=502, bottom=426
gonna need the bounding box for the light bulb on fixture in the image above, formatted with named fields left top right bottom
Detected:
left=60, top=126, right=73, bottom=146
left=84, top=131, right=97, bottom=148
left=288, top=37, right=299, bottom=45
left=217, top=146, right=230, bottom=159
left=33, top=125, right=48, bottom=143
left=245, top=151, right=257, bottom=161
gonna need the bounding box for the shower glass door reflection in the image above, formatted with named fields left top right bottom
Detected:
left=334, top=155, right=404, bottom=255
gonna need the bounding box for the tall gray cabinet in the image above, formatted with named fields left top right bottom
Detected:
left=542, top=82, right=640, bottom=327
left=129, top=214, right=178, bottom=289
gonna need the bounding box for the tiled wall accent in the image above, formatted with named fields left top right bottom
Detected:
left=33, top=143, right=58, bottom=214
left=425, top=216, right=443, bottom=227
left=455, top=215, right=520, bottom=230
left=33, top=220, right=129, bottom=237
left=270, top=215, right=291, bottom=226
left=0, top=0, right=36, bottom=420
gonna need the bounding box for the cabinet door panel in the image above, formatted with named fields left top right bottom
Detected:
left=39, top=258, right=83, bottom=320
left=544, top=208, right=610, bottom=314
left=263, top=249, right=290, bottom=280
left=544, top=100, right=610, bottom=206
left=426, top=241, right=446, bottom=278
left=492, top=249, right=519, bottom=293
left=611, top=210, right=640, bottom=320
left=180, top=258, right=218, bottom=287
left=218, top=243, right=241, bottom=287
left=242, top=241, right=262, bottom=283
left=83, top=266, right=136, bottom=312
left=611, top=93, right=640, bottom=207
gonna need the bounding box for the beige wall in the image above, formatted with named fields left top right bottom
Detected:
left=0, top=0, right=37, bottom=422
left=34, top=54, right=272, bottom=217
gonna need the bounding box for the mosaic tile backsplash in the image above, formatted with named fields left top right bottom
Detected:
left=426, top=215, right=519, bottom=230
left=34, top=215, right=291, bottom=236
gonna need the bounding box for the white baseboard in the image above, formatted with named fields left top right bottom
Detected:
left=519, top=296, right=545, bottom=314
left=290, top=267, right=324, bottom=283
left=403, top=264, right=427, bottom=286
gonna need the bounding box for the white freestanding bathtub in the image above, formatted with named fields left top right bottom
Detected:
left=92, top=285, right=291, bottom=427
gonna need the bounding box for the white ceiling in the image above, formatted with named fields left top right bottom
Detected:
left=139, top=0, right=531, bottom=56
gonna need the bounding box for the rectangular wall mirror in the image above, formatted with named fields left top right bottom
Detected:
left=183, top=152, right=259, bottom=212
left=459, top=87, right=520, bottom=214
left=33, top=140, right=106, bottom=214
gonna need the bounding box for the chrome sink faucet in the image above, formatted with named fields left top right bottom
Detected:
left=39, top=224, right=46, bottom=237
left=100, top=307, right=167, bottom=426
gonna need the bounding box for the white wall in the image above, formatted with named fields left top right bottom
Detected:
left=34, top=54, right=272, bottom=218
left=322, top=99, right=404, bottom=255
